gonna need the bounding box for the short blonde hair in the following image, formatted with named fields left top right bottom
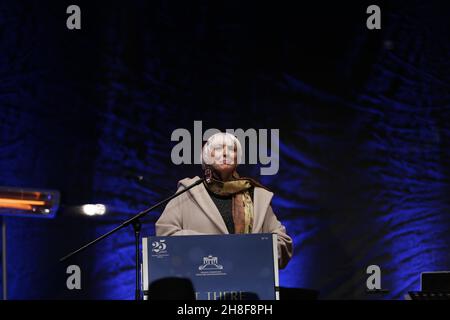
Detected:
left=201, top=132, right=242, bottom=168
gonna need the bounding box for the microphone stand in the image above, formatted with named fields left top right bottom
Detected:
left=59, top=177, right=205, bottom=300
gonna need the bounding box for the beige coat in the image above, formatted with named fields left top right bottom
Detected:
left=155, top=176, right=293, bottom=269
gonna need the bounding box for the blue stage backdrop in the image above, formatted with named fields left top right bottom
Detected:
left=0, top=1, right=449, bottom=299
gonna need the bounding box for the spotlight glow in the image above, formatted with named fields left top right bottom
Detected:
left=81, top=204, right=106, bottom=216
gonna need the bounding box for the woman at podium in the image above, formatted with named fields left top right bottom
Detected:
left=156, top=132, right=293, bottom=269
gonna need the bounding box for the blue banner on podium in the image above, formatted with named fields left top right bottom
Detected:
left=142, top=233, right=279, bottom=300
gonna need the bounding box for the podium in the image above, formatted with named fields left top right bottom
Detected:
left=142, top=233, right=279, bottom=300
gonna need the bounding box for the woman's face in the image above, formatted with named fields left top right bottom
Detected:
left=210, top=143, right=237, bottom=179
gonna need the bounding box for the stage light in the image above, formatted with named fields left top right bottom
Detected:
left=0, top=186, right=59, bottom=218
left=0, top=186, right=59, bottom=299
left=81, top=204, right=106, bottom=216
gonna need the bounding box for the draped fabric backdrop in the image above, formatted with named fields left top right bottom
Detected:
left=0, top=1, right=449, bottom=299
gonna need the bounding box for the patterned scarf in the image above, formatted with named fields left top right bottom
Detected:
left=204, top=171, right=267, bottom=234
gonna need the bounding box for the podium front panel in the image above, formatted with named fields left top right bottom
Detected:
left=142, top=233, right=278, bottom=300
